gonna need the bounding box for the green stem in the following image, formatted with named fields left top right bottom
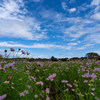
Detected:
left=54, top=80, right=67, bottom=100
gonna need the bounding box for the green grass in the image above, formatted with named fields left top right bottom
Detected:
left=0, top=58, right=100, bottom=100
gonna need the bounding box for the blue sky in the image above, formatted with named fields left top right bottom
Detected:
left=0, top=0, right=100, bottom=58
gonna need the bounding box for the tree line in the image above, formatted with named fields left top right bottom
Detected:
left=0, top=52, right=100, bottom=62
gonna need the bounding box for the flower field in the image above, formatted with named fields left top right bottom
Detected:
left=0, top=49, right=100, bottom=100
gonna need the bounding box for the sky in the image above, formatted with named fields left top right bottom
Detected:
left=0, top=0, right=100, bottom=58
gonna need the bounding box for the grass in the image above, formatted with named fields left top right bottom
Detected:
left=0, top=49, right=100, bottom=100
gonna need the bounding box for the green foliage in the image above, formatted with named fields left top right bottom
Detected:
left=51, top=56, right=57, bottom=61
left=85, top=52, right=99, bottom=59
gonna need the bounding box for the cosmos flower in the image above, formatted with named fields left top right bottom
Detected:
left=45, top=88, right=49, bottom=94
left=22, top=50, right=26, bottom=55
left=10, top=48, right=15, bottom=51
left=46, top=73, right=56, bottom=81
left=19, top=92, right=25, bottom=97
left=0, top=94, right=7, bottom=100
left=8, top=75, right=12, bottom=80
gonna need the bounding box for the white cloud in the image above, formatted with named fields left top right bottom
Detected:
left=61, top=2, right=67, bottom=10
left=67, top=42, right=78, bottom=45
left=32, top=0, right=41, bottom=2
left=91, top=13, right=100, bottom=20
left=69, top=8, right=76, bottom=13
left=69, top=0, right=76, bottom=4
left=0, top=0, right=48, bottom=40
left=77, top=44, right=94, bottom=50
left=91, top=0, right=100, bottom=6
left=84, top=34, right=100, bottom=44
left=0, top=42, right=72, bottom=50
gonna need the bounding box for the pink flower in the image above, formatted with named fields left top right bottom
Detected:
left=24, top=90, right=29, bottom=94
left=0, top=94, right=7, bottom=100
left=10, top=48, right=15, bottom=51
left=83, top=80, right=88, bottom=83
left=3, top=81, right=9, bottom=84
left=46, top=73, right=56, bottom=81
left=67, top=83, right=72, bottom=87
left=28, top=85, right=32, bottom=88
left=30, top=76, right=36, bottom=82
left=40, top=81, right=43, bottom=85
left=8, top=75, right=12, bottom=80
left=72, top=89, right=75, bottom=91
left=11, top=86, right=15, bottom=89
left=82, top=68, right=85, bottom=71
left=46, top=95, right=50, bottom=100
left=22, top=50, right=26, bottom=55
left=91, top=92, right=95, bottom=96
left=61, top=80, right=68, bottom=83
left=86, top=62, right=89, bottom=65
left=45, top=88, right=49, bottom=94
left=34, top=95, right=38, bottom=98
left=19, top=92, right=25, bottom=97
left=91, top=88, right=95, bottom=91
left=4, top=62, right=15, bottom=68
left=42, top=90, right=44, bottom=93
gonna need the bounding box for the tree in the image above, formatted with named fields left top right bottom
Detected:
left=85, top=52, right=99, bottom=59
left=51, top=56, right=57, bottom=61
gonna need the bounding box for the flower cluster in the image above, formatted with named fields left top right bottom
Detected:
left=19, top=90, right=29, bottom=97
left=46, top=73, right=56, bottom=81
left=36, top=81, right=43, bottom=85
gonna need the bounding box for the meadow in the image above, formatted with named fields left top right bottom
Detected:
left=0, top=48, right=100, bottom=100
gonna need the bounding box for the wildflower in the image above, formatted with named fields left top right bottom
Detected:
left=91, top=88, right=95, bottom=91
left=11, top=86, right=15, bottom=89
left=77, top=93, right=85, bottom=97
left=8, top=75, right=12, bottom=80
left=3, top=81, right=9, bottom=84
left=65, top=88, right=69, bottom=91
left=37, top=61, right=43, bottom=67
left=10, top=48, right=15, bottom=51
left=19, top=92, right=25, bottom=97
left=91, top=92, right=95, bottom=96
left=83, top=80, right=88, bottom=83
left=42, top=90, right=44, bottom=93
left=24, top=90, right=29, bottom=94
left=40, top=81, right=43, bottom=85
left=61, top=80, right=68, bottom=83
left=0, top=94, right=7, bottom=100
left=67, top=83, right=72, bottom=87
left=46, top=95, right=50, bottom=100
left=28, top=85, right=32, bottom=88
left=0, top=67, right=5, bottom=71
left=22, top=50, right=26, bottom=55
left=35, top=81, right=43, bottom=85
left=46, top=73, right=56, bottom=81
left=82, top=68, right=85, bottom=71
left=94, top=97, right=100, bottom=100
left=86, top=62, right=89, bottom=65
left=4, top=62, right=15, bottom=68
left=30, top=76, right=36, bottom=82
left=88, top=84, right=93, bottom=86
left=45, top=88, right=49, bottom=94
left=34, top=95, right=38, bottom=98
left=72, top=89, right=75, bottom=91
